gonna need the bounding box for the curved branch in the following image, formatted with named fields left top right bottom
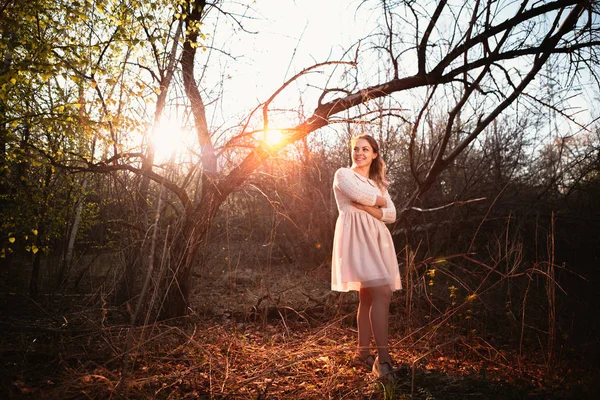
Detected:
left=443, top=40, right=600, bottom=80
left=418, top=0, right=447, bottom=75
left=32, top=144, right=191, bottom=208
left=401, top=3, right=587, bottom=218
left=262, top=60, right=356, bottom=131
left=432, top=0, right=580, bottom=77
left=218, top=73, right=432, bottom=198
left=78, top=162, right=190, bottom=208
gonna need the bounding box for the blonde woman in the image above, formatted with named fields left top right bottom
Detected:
left=331, top=134, right=401, bottom=378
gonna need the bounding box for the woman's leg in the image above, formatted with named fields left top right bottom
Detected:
left=368, top=285, right=392, bottom=363
left=357, top=287, right=373, bottom=357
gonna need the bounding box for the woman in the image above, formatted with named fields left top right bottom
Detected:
left=331, top=134, right=401, bottom=378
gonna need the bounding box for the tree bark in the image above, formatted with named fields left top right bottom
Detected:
left=181, top=0, right=216, bottom=175
left=116, top=17, right=183, bottom=306
left=159, top=0, right=217, bottom=318
left=160, top=188, right=223, bottom=318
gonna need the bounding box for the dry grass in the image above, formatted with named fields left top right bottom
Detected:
left=2, top=249, right=598, bottom=399
left=0, top=317, right=521, bottom=399
left=2, top=290, right=595, bottom=400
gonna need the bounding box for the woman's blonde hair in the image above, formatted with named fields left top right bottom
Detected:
left=351, top=134, right=389, bottom=191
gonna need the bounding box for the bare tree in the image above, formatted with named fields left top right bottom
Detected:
left=70, top=1, right=598, bottom=317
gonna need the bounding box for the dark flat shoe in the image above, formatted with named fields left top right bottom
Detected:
left=372, top=357, right=398, bottom=381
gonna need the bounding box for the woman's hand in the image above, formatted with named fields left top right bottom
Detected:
left=374, top=195, right=387, bottom=208
left=352, top=201, right=383, bottom=220
left=351, top=201, right=367, bottom=211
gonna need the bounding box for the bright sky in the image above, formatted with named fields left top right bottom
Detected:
left=156, top=0, right=371, bottom=160
left=240, top=0, right=363, bottom=90
left=219, top=0, right=596, bottom=125
left=201, top=0, right=387, bottom=126
left=155, top=0, right=598, bottom=161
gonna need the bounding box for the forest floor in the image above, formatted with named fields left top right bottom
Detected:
left=1, top=261, right=599, bottom=399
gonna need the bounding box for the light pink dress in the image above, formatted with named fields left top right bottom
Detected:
left=331, top=168, right=401, bottom=292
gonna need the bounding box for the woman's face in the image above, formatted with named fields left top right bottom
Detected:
left=352, top=138, right=378, bottom=169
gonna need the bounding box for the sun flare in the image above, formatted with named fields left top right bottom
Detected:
left=264, top=129, right=284, bottom=146
left=151, top=118, right=186, bottom=161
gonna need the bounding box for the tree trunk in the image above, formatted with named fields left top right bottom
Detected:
left=115, top=19, right=183, bottom=307
left=158, top=0, right=217, bottom=318
left=181, top=0, right=216, bottom=175
left=160, top=188, right=223, bottom=318
left=58, top=85, right=95, bottom=290
left=56, top=178, right=87, bottom=290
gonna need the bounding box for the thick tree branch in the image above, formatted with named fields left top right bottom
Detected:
left=417, top=0, right=447, bottom=75
left=86, top=163, right=190, bottom=208
left=432, top=0, right=580, bottom=77
left=400, top=3, right=587, bottom=218
left=181, top=0, right=217, bottom=174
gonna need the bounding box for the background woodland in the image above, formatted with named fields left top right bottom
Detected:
left=1, top=0, right=599, bottom=398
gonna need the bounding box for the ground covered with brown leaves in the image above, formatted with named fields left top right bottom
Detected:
left=1, top=287, right=598, bottom=400
left=2, top=259, right=599, bottom=399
